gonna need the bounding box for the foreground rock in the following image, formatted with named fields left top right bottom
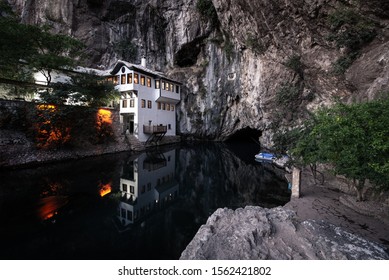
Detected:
left=180, top=206, right=389, bottom=260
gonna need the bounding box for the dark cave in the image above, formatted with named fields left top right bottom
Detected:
left=225, top=127, right=263, bottom=163
left=226, top=127, right=262, bottom=143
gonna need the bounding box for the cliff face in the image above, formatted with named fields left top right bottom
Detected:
left=7, top=0, right=389, bottom=146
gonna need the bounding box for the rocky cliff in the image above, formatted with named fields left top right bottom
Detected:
left=6, top=0, right=389, bottom=146
left=180, top=206, right=389, bottom=260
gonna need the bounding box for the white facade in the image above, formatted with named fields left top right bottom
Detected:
left=118, top=150, right=179, bottom=226
left=107, top=60, right=181, bottom=142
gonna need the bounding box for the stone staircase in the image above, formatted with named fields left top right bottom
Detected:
left=125, top=134, right=145, bottom=151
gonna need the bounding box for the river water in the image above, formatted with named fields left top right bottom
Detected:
left=0, top=142, right=290, bottom=260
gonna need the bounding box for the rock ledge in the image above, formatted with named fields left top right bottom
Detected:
left=180, top=206, right=389, bottom=260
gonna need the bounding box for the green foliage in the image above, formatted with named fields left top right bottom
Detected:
left=41, top=72, right=118, bottom=107
left=113, top=39, right=138, bottom=62
left=331, top=52, right=358, bottom=75
left=284, top=55, right=304, bottom=78
left=196, top=0, right=218, bottom=26
left=0, top=5, right=85, bottom=88
left=286, top=97, right=389, bottom=199
left=245, top=34, right=265, bottom=55
left=327, top=8, right=376, bottom=51
left=327, top=7, right=377, bottom=76
left=223, top=36, right=234, bottom=62
left=275, top=84, right=301, bottom=108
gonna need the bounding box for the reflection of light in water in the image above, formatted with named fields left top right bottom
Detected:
left=99, top=182, right=112, bottom=197
left=37, top=196, right=68, bottom=221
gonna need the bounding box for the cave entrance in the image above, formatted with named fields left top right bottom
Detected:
left=225, top=127, right=263, bottom=163
left=226, top=127, right=262, bottom=144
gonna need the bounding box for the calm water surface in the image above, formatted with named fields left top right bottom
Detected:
left=0, top=142, right=290, bottom=259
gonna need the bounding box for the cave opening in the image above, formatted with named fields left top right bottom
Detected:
left=225, top=127, right=263, bottom=163
left=226, top=127, right=262, bottom=143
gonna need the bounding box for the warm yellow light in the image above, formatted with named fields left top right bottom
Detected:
left=99, top=182, right=112, bottom=197
left=97, top=108, right=113, bottom=124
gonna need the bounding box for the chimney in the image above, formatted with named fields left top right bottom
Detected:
left=141, top=56, right=147, bottom=68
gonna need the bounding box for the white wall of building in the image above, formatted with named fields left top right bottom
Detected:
left=114, top=65, right=180, bottom=142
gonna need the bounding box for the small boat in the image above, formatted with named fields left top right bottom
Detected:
left=255, top=152, right=275, bottom=162
left=255, top=152, right=290, bottom=168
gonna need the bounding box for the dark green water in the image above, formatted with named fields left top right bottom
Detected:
left=0, top=142, right=290, bottom=260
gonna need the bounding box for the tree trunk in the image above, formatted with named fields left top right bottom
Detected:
left=354, top=178, right=366, bottom=201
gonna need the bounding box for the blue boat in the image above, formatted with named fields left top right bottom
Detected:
left=255, top=152, right=290, bottom=168
left=254, top=152, right=275, bottom=162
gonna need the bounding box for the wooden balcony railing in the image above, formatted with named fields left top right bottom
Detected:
left=143, top=125, right=167, bottom=134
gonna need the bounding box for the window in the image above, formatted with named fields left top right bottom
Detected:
left=127, top=210, right=133, bottom=221
left=147, top=78, right=151, bottom=87
left=155, top=80, right=160, bottom=89
left=122, top=99, right=127, bottom=108
left=147, top=100, right=152, bottom=109
left=176, top=85, right=180, bottom=93
left=122, top=183, right=128, bottom=192
left=134, top=73, right=139, bottom=84
left=121, top=74, right=126, bottom=84
left=162, top=81, right=165, bottom=90
left=140, top=75, right=145, bottom=86
left=127, top=73, right=132, bottom=84
left=170, top=83, right=174, bottom=92
left=166, top=104, right=170, bottom=111
left=141, top=185, right=146, bottom=194
left=141, top=99, right=146, bottom=108
left=162, top=103, right=165, bottom=110
left=130, top=185, right=135, bottom=194
left=121, top=208, right=126, bottom=218
left=113, top=76, right=119, bottom=85
left=157, top=102, right=161, bottom=110
left=107, top=77, right=113, bottom=83
left=171, top=105, right=175, bottom=111
left=168, top=124, right=171, bottom=130
left=130, top=99, right=134, bottom=108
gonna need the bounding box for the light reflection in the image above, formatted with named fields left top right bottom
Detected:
left=99, top=182, right=112, bottom=197
left=37, top=196, right=68, bottom=221
left=116, top=149, right=179, bottom=228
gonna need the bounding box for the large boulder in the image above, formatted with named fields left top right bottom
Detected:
left=180, top=206, right=389, bottom=260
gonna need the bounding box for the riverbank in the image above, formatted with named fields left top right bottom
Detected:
left=284, top=169, right=389, bottom=251
left=0, top=128, right=181, bottom=169
left=180, top=168, right=389, bottom=259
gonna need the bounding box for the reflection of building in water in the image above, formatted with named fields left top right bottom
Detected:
left=118, top=150, right=178, bottom=226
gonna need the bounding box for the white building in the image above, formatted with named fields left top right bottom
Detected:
left=105, top=58, right=181, bottom=143
left=118, top=149, right=179, bottom=226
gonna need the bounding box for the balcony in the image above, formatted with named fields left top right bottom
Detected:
left=143, top=125, right=167, bottom=134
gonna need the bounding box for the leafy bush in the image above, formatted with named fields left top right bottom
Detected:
left=245, top=34, right=266, bottom=55
left=331, top=52, right=358, bottom=75
left=275, top=84, right=301, bottom=108
left=288, top=96, right=389, bottom=200
left=284, top=55, right=304, bottom=78
left=327, top=8, right=377, bottom=51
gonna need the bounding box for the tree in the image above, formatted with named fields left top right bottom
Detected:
left=0, top=1, right=84, bottom=89
left=44, top=72, right=118, bottom=107
left=288, top=97, right=389, bottom=201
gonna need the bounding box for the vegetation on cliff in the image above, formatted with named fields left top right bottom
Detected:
left=276, top=94, right=389, bottom=201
